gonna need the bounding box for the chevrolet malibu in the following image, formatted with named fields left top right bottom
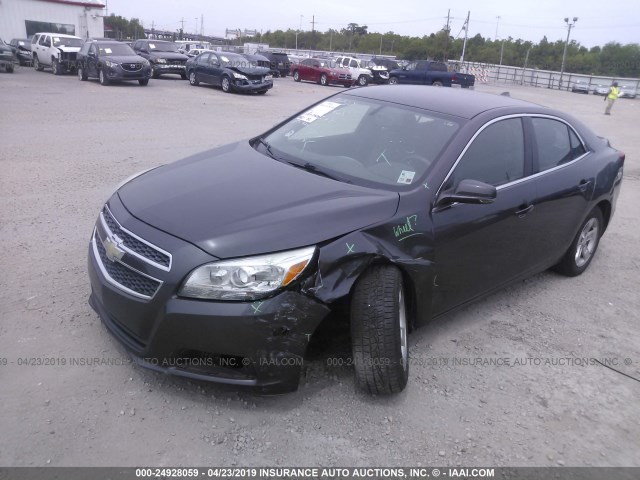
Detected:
left=88, top=86, right=625, bottom=394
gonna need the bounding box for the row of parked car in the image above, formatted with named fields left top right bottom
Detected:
left=571, top=79, right=637, bottom=98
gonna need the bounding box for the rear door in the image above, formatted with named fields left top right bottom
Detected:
left=524, top=116, right=593, bottom=269
left=432, top=117, right=537, bottom=314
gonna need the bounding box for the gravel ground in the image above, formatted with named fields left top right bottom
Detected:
left=0, top=67, right=639, bottom=467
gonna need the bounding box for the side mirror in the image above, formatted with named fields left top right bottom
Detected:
left=88, top=51, right=96, bottom=58
left=437, top=179, right=497, bottom=206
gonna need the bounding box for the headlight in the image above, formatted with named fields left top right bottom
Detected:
left=155, top=58, right=167, bottom=64
left=232, top=72, right=248, bottom=80
left=142, top=59, right=150, bottom=67
left=179, top=246, right=316, bottom=301
left=104, top=60, right=118, bottom=68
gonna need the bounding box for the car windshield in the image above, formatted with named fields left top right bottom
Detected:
left=219, top=54, right=247, bottom=67
left=149, top=42, right=178, bottom=52
left=52, top=37, right=83, bottom=47
left=98, top=43, right=135, bottom=55
left=260, top=97, right=462, bottom=190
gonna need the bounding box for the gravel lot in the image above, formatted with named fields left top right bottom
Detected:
left=0, top=67, right=639, bottom=468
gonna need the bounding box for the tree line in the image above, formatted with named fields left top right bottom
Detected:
left=105, top=15, right=640, bottom=78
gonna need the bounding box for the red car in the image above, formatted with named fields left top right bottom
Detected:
left=292, top=58, right=354, bottom=87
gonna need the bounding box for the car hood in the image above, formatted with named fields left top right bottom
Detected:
left=149, top=51, right=187, bottom=60
left=105, top=55, right=147, bottom=64
left=227, top=65, right=270, bottom=76
left=117, top=142, right=399, bottom=259
left=57, top=46, right=81, bottom=53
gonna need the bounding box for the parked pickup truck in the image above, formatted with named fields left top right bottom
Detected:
left=388, top=60, right=474, bottom=88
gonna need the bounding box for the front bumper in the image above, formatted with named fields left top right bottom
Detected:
left=105, top=65, right=152, bottom=81
left=87, top=197, right=329, bottom=393
left=152, top=63, right=186, bottom=75
left=232, top=80, right=273, bottom=92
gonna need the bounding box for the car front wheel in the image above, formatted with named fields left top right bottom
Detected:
left=77, top=66, right=87, bottom=81
left=388, top=76, right=398, bottom=85
left=553, top=208, right=603, bottom=276
left=99, top=69, right=109, bottom=86
left=432, top=80, right=443, bottom=87
left=52, top=58, right=60, bottom=75
left=221, top=75, right=232, bottom=93
left=189, top=71, right=199, bottom=86
left=358, top=75, right=369, bottom=86
left=293, top=70, right=300, bottom=82
left=351, top=265, right=409, bottom=394
left=138, top=79, right=149, bottom=86
left=319, top=73, right=328, bottom=86
left=33, top=56, right=43, bottom=71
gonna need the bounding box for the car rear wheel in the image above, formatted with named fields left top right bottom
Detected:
left=33, top=56, right=43, bottom=71
left=188, top=71, right=199, bottom=86
left=432, top=80, right=443, bottom=87
left=6, top=65, right=14, bottom=73
left=553, top=208, right=603, bottom=277
left=388, top=76, right=398, bottom=85
left=319, top=73, right=328, bottom=86
left=293, top=70, right=300, bottom=82
left=77, top=66, right=87, bottom=81
left=221, top=75, right=232, bottom=93
left=358, top=75, right=369, bottom=86
left=99, top=69, right=110, bottom=86
left=351, top=265, right=409, bottom=394
left=180, top=72, right=187, bottom=80
left=138, top=79, right=149, bottom=86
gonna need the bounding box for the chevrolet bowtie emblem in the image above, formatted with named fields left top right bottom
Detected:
left=103, top=234, right=125, bottom=262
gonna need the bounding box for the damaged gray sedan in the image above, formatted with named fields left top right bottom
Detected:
left=88, top=86, right=624, bottom=394
left=186, top=51, right=273, bottom=94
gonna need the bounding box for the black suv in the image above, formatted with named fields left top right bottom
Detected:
left=261, top=51, right=291, bottom=77
left=8, top=38, right=31, bottom=66
left=77, top=40, right=152, bottom=86
left=131, top=40, right=188, bottom=79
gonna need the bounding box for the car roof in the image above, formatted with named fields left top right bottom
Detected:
left=343, top=85, right=546, bottom=120
left=35, top=32, right=80, bottom=38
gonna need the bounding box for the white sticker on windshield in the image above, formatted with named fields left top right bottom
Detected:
left=297, top=101, right=341, bottom=123
left=149, top=43, right=156, bottom=49
left=397, top=170, right=416, bottom=184
left=104, top=48, right=112, bottom=54
left=53, top=37, right=60, bottom=42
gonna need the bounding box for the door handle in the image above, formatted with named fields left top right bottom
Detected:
left=578, top=180, right=592, bottom=192
left=515, top=204, right=534, bottom=217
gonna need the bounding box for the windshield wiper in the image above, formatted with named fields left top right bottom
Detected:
left=286, top=161, right=342, bottom=181
left=255, top=138, right=278, bottom=159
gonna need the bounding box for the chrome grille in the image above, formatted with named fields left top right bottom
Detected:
left=94, top=233, right=161, bottom=298
left=101, top=206, right=171, bottom=270
left=121, top=63, right=142, bottom=71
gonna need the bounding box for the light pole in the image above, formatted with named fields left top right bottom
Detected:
left=495, top=16, right=500, bottom=41
left=559, top=17, right=578, bottom=90
left=295, top=15, right=304, bottom=52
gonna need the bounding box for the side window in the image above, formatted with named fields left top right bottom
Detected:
left=447, top=118, right=525, bottom=189
left=532, top=118, right=584, bottom=171
left=89, top=44, right=97, bottom=55
left=350, top=59, right=358, bottom=68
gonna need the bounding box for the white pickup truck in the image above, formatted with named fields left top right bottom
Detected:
left=334, top=56, right=389, bottom=86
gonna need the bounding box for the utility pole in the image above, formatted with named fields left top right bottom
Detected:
left=559, top=17, right=578, bottom=90
left=460, top=11, right=470, bottom=63
left=495, top=16, right=500, bottom=41
left=444, top=9, right=450, bottom=60
left=311, top=15, right=315, bottom=50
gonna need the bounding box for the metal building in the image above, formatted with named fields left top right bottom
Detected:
left=0, top=0, right=105, bottom=40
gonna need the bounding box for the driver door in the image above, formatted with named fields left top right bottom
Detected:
left=431, top=117, right=537, bottom=315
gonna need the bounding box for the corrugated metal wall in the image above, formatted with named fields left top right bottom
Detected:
left=0, top=0, right=104, bottom=40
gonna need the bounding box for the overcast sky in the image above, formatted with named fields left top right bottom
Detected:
left=104, top=0, right=639, bottom=48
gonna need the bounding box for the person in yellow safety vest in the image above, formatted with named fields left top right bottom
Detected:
left=604, top=81, right=620, bottom=115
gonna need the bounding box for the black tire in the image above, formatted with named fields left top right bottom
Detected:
left=77, top=65, right=87, bottom=81
left=6, top=65, right=14, bottom=73
left=180, top=72, right=187, bottom=80
left=432, top=80, right=443, bottom=87
left=319, top=73, right=328, bottom=86
left=99, top=69, right=110, bottom=86
left=257, top=90, right=267, bottom=95
left=553, top=208, right=603, bottom=277
left=358, top=75, right=369, bottom=86
left=388, top=76, right=398, bottom=85
left=221, top=75, right=232, bottom=93
left=188, top=70, right=199, bottom=86
left=293, top=70, right=301, bottom=82
left=138, top=79, right=149, bottom=86
left=52, top=58, right=60, bottom=75
left=150, top=65, right=158, bottom=79
left=33, top=55, right=43, bottom=71
left=351, top=265, right=409, bottom=394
